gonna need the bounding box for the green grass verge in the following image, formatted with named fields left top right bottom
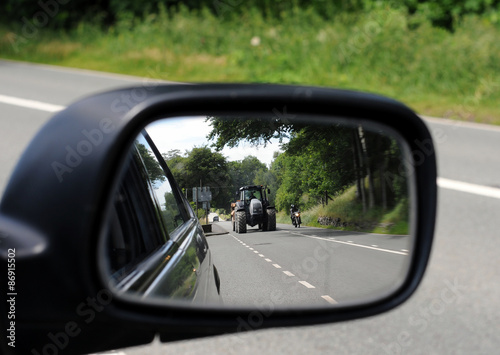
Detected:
left=277, top=186, right=409, bottom=235
left=1, top=6, right=499, bottom=123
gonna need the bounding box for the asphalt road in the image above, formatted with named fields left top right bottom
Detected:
left=1, top=60, right=499, bottom=354
left=207, top=221, right=410, bottom=307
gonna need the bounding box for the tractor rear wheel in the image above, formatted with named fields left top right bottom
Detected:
left=236, top=211, right=247, bottom=234
left=266, top=208, right=276, bottom=231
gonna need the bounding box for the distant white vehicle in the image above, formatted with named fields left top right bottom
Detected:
left=208, top=212, right=219, bottom=222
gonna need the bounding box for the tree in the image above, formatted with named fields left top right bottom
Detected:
left=207, top=117, right=408, bottom=214
left=254, top=167, right=278, bottom=206
left=136, top=142, right=166, bottom=184
left=164, top=146, right=232, bottom=211
left=207, top=116, right=296, bottom=151
left=228, top=155, right=268, bottom=188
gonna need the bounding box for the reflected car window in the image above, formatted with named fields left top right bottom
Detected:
left=106, top=136, right=189, bottom=281
left=134, top=135, right=189, bottom=237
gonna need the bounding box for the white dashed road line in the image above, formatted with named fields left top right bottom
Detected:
left=321, top=295, right=338, bottom=305
left=232, top=233, right=338, bottom=307
left=299, top=281, right=315, bottom=289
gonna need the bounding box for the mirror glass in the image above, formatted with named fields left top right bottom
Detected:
left=100, top=114, right=415, bottom=308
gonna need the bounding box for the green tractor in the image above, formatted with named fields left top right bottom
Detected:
left=231, top=185, right=276, bottom=234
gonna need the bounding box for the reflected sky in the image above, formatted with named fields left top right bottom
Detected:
left=146, top=117, right=284, bottom=166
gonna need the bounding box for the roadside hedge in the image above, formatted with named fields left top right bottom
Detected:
left=2, top=0, right=499, bottom=31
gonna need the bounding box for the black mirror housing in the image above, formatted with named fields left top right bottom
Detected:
left=0, top=84, right=437, bottom=355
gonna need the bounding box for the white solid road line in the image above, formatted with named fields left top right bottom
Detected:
left=422, top=115, right=500, bottom=133
left=0, top=94, right=65, bottom=112
left=3, top=92, right=500, bottom=201
left=437, top=177, right=500, bottom=200
left=303, top=234, right=409, bottom=256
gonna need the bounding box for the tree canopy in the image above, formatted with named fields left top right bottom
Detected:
left=163, top=146, right=270, bottom=211
left=136, top=142, right=166, bottom=184
left=207, top=116, right=295, bottom=151
left=207, top=117, right=408, bottom=213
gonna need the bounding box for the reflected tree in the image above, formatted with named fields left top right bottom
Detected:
left=163, top=146, right=232, bottom=210
left=136, top=142, right=166, bottom=184
left=207, top=117, right=408, bottom=214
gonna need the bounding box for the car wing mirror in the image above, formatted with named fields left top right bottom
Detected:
left=0, top=84, right=436, bottom=355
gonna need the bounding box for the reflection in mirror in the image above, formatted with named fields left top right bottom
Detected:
left=101, top=114, right=415, bottom=309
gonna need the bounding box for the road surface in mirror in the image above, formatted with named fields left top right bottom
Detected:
left=207, top=221, right=410, bottom=306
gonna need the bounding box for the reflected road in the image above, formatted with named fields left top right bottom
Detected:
left=207, top=221, right=411, bottom=306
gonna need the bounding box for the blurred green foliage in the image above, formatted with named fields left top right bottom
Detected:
left=2, top=0, right=499, bottom=31
left=0, top=5, right=500, bottom=124
left=1, top=3, right=499, bottom=123
left=401, top=0, right=500, bottom=29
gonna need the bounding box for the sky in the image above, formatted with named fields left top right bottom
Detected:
left=145, top=116, right=283, bottom=167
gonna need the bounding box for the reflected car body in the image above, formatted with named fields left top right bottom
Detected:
left=105, top=131, right=221, bottom=303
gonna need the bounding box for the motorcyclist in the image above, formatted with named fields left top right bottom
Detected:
left=290, top=204, right=299, bottom=223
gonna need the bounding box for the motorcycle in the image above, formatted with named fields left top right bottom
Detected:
left=292, top=211, right=301, bottom=228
